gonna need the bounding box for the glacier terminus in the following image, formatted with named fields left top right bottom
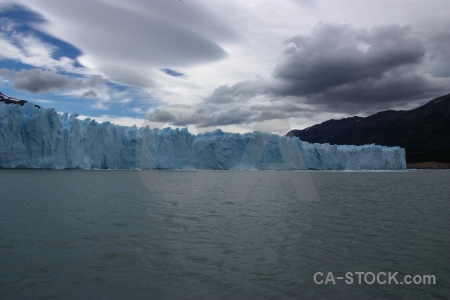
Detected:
left=0, top=102, right=406, bottom=170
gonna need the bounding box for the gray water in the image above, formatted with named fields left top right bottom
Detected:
left=0, top=170, right=449, bottom=299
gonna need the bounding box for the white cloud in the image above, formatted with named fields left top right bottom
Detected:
left=0, top=27, right=87, bottom=74
left=78, top=114, right=145, bottom=127
left=34, top=99, right=54, bottom=104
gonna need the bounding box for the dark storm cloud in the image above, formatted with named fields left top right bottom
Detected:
left=425, top=32, right=450, bottom=78
left=81, top=90, right=98, bottom=98
left=13, top=69, right=70, bottom=93
left=11, top=69, right=108, bottom=94
left=147, top=109, right=178, bottom=123
left=307, top=71, right=447, bottom=113
left=146, top=105, right=214, bottom=127
left=205, top=23, right=449, bottom=115
left=274, top=24, right=425, bottom=94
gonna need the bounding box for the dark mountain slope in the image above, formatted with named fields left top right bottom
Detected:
left=287, top=94, right=450, bottom=163
left=0, top=92, right=41, bottom=108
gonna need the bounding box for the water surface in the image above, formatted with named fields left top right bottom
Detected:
left=1, top=170, right=449, bottom=299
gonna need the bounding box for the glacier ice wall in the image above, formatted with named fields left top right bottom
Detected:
left=0, top=103, right=406, bottom=170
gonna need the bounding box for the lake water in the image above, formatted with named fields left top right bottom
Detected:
left=1, top=170, right=449, bottom=299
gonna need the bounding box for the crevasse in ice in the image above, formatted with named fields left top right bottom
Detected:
left=0, top=102, right=406, bottom=169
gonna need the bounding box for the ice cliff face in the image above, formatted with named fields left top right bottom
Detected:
left=0, top=102, right=406, bottom=170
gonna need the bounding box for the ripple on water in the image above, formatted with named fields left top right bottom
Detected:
left=0, top=169, right=449, bottom=299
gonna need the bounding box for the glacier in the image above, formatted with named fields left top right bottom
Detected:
left=0, top=102, right=406, bottom=170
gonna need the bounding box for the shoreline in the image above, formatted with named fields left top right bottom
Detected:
left=407, top=162, right=450, bottom=169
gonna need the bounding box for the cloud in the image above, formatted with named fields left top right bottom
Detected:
left=10, top=68, right=108, bottom=96
left=206, top=79, right=270, bottom=104
left=81, top=90, right=97, bottom=98
left=16, top=0, right=235, bottom=88
left=97, top=65, right=155, bottom=88
left=0, top=22, right=83, bottom=73
left=273, top=24, right=425, bottom=93
left=13, top=69, right=70, bottom=93
left=423, top=32, right=450, bottom=78
left=147, top=108, right=177, bottom=123
left=35, top=99, right=53, bottom=104
left=146, top=104, right=251, bottom=128
left=78, top=114, right=145, bottom=127
left=3, top=1, right=450, bottom=132
left=0, top=68, right=11, bottom=77
left=145, top=99, right=317, bottom=131
left=303, top=71, right=449, bottom=112
left=69, top=75, right=107, bottom=91
left=146, top=104, right=213, bottom=127
left=146, top=22, right=450, bottom=131
left=204, top=23, right=450, bottom=115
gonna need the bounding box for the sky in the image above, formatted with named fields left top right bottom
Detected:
left=0, top=0, right=449, bottom=134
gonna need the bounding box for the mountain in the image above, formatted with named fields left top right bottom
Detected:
left=287, top=94, right=450, bottom=165
left=0, top=92, right=41, bottom=109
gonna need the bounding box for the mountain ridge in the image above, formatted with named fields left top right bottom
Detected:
left=287, top=94, right=450, bottom=164
left=0, top=92, right=41, bottom=109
